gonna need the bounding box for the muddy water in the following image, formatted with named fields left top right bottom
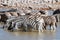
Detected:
left=0, top=22, right=60, bottom=40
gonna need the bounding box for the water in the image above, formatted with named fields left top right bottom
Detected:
left=0, top=22, right=60, bottom=40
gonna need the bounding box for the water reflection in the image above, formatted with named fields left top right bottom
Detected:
left=0, top=23, right=60, bottom=40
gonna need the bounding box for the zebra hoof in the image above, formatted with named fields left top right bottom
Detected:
left=39, top=30, right=43, bottom=32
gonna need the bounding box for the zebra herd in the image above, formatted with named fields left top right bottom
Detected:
left=1, top=10, right=57, bottom=32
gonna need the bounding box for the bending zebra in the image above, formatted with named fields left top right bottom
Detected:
left=36, top=15, right=57, bottom=32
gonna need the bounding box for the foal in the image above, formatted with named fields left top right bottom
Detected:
left=36, top=14, right=57, bottom=32
left=42, top=16, right=57, bottom=31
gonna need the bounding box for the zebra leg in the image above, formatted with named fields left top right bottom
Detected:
left=43, top=26, right=46, bottom=30
left=50, top=24, right=52, bottom=30
left=55, top=16, right=58, bottom=22
left=23, top=23, right=28, bottom=32
left=50, top=25, right=53, bottom=30
left=33, top=22, right=37, bottom=30
left=38, top=23, right=43, bottom=32
left=24, top=23, right=28, bottom=32
left=51, top=23, right=56, bottom=32
left=55, top=23, right=57, bottom=28
left=53, top=23, right=56, bottom=30
left=15, top=23, right=19, bottom=30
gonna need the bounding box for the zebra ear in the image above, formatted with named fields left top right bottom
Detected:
left=39, top=10, right=45, bottom=14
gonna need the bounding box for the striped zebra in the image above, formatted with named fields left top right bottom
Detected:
left=13, top=15, right=36, bottom=31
